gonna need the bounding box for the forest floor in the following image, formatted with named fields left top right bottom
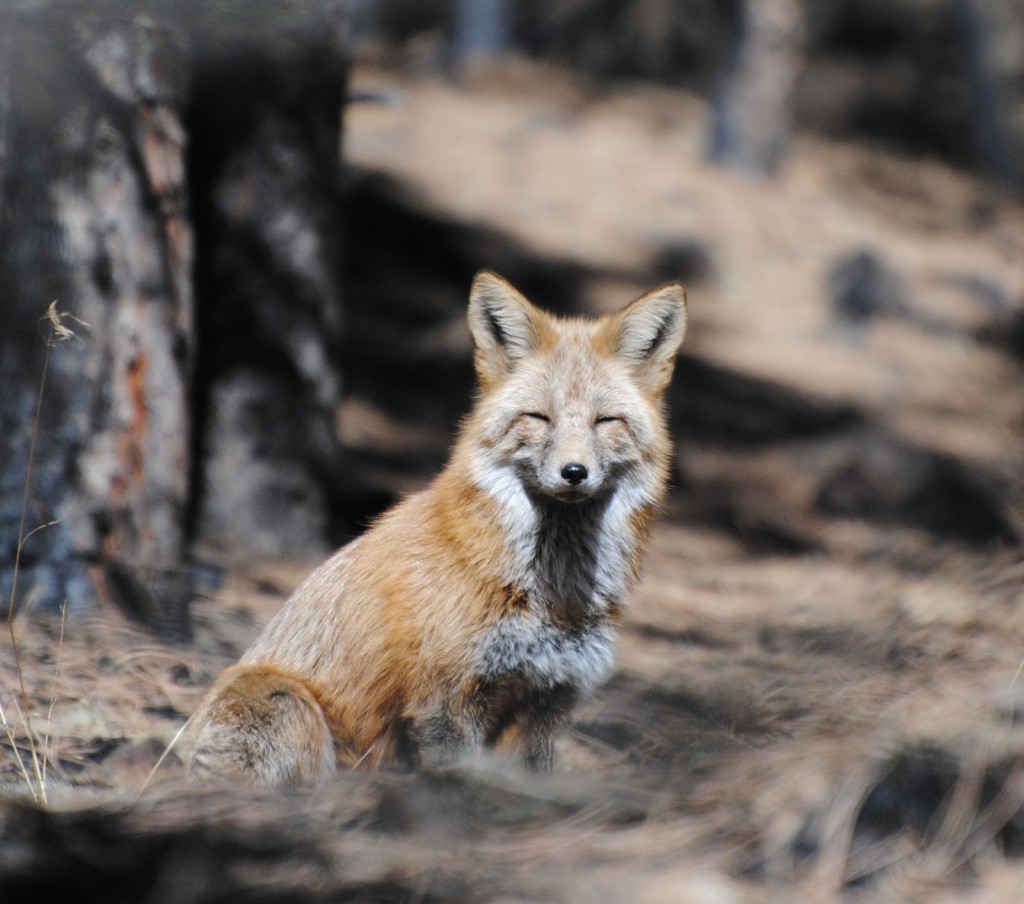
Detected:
left=3, top=58, right=1024, bottom=902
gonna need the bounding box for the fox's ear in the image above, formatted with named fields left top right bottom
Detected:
left=467, top=271, right=548, bottom=388
left=608, top=283, right=687, bottom=393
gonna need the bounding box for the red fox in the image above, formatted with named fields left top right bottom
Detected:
left=187, top=271, right=686, bottom=786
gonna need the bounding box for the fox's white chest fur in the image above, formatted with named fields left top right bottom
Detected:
left=474, top=615, right=616, bottom=695
left=471, top=460, right=650, bottom=693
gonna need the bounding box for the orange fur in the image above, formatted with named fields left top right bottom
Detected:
left=188, top=272, right=686, bottom=785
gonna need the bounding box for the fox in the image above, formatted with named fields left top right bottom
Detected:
left=187, top=271, right=686, bottom=786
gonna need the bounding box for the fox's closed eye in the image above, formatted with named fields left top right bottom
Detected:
left=595, top=415, right=621, bottom=425
left=524, top=412, right=550, bottom=422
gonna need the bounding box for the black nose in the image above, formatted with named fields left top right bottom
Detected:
left=561, top=462, right=588, bottom=486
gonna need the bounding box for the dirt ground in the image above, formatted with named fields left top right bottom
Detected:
left=3, top=59, right=1024, bottom=902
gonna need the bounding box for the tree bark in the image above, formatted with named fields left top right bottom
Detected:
left=185, top=2, right=350, bottom=563
left=0, top=4, right=195, bottom=639
left=0, top=1, right=350, bottom=639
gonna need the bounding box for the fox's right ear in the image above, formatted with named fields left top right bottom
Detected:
left=467, top=271, right=548, bottom=388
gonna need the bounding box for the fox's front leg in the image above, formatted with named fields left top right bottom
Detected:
left=410, top=706, right=484, bottom=768
left=497, top=684, right=580, bottom=771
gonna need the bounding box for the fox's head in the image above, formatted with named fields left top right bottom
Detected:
left=464, top=271, right=686, bottom=506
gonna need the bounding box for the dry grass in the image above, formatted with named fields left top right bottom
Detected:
left=1, top=301, right=90, bottom=807
left=3, top=521, right=1022, bottom=900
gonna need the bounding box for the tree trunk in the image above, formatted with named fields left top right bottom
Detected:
left=0, top=1, right=350, bottom=640
left=184, top=3, right=350, bottom=563
left=709, top=0, right=805, bottom=176
left=0, top=4, right=195, bottom=639
left=452, top=0, right=511, bottom=63
left=954, top=0, right=1024, bottom=191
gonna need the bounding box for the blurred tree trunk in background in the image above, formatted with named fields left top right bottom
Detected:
left=709, top=0, right=805, bottom=176
left=185, top=3, right=350, bottom=565
left=0, top=1, right=349, bottom=640
left=453, top=0, right=510, bottom=63
left=954, top=0, right=1024, bottom=190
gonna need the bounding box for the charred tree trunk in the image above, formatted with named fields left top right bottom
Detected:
left=709, top=0, right=805, bottom=176
left=185, top=5, right=350, bottom=562
left=0, top=1, right=350, bottom=640
left=0, top=5, right=195, bottom=639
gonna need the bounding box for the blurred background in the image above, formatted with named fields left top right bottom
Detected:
left=1, top=0, right=1022, bottom=634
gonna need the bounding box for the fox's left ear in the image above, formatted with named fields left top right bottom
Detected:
left=607, top=284, right=687, bottom=393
